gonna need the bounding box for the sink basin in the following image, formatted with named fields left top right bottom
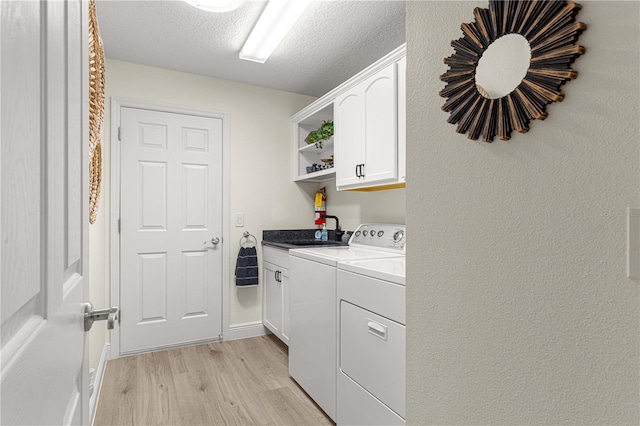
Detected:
left=282, top=240, right=345, bottom=246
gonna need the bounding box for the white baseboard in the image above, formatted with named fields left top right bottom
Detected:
left=90, top=343, right=110, bottom=426
left=225, top=321, right=268, bottom=341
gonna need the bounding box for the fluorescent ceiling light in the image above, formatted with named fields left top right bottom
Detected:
left=239, top=0, right=312, bottom=63
left=183, top=0, right=244, bottom=13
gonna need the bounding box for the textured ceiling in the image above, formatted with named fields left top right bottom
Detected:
left=96, top=0, right=406, bottom=97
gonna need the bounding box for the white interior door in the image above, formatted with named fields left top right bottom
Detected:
left=1, top=1, right=90, bottom=424
left=119, top=107, right=223, bottom=354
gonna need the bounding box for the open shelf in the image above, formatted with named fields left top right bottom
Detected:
left=298, top=137, right=334, bottom=154
left=292, top=104, right=334, bottom=182
left=293, top=168, right=335, bottom=182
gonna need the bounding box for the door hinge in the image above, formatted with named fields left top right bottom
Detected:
left=118, top=218, right=121, bottom=233
left=118, top=126, right=122, bottom=141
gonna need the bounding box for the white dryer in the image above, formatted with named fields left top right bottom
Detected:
left=289, top=224, right=405, bottom=422
left=337, top=256, right=406, bottom=425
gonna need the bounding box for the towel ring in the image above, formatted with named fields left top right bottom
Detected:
left=240, top=231, right=258, bottom=247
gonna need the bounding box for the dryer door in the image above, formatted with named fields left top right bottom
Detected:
left=340, top=301, right=405, bottom=418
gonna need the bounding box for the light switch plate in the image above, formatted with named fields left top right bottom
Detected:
left=235, top=213, right=245, bottom=228
left=627, top=207, right=640, bottom=280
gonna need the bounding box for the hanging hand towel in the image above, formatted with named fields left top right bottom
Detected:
left=235, top=246, right=259, bottom=286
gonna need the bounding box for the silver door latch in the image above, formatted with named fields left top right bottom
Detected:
left=204, top=236, right=220, bottom=246
left=84, top=302, right=119, bottom=331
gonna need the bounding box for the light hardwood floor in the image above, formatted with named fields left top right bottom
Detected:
left=95, top=335, right=333, bottom=426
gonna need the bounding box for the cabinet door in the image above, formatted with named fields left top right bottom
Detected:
left=262, top=261, right=282, bottom=336
left=280, top=267, right=290, bottom=344
left=362, top=62, right=398, bottom=185
left=335, top=91, right=364, bottom=188
left=397, top=57, right=406, bottom=183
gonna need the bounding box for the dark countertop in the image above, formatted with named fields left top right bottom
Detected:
left=262, top=229, right=349, bottom=250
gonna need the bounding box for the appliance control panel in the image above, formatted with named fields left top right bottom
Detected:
left=349, top=224, right=406, bottom=252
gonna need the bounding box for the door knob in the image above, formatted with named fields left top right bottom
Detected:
left=83, top=302, right=119, bottom=331
left=204, top=237, right=220, bottom=246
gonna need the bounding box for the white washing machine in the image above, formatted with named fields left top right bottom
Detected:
left=289, top=224, right=405, bottom=422
left=337, top=256, right=406, bottom=425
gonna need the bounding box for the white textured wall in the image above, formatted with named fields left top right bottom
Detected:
left=406, top=1, right=639, bottom=425
left=98, top=59, right=316, bottom=329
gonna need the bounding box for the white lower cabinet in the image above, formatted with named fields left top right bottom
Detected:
left=281, top=268, right=290, bottom=341
left=262, top=246, right=290, bottom=345
left=263, top=261, right=282, bottom=335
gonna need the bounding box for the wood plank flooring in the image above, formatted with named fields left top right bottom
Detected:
left=95, top=335, right=333, bottom=426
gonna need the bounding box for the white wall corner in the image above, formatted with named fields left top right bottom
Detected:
left=225, top=321, right=268, bottom=341
left=89, top=343, right=110, bottom=426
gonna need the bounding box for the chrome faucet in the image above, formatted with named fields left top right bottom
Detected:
left=321, top=214, right=343, bottom=242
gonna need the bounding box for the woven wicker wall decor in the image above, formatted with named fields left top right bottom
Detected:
left=89, top=0, right=105, bottom=223
left=439, top=0, right=586, bottom=142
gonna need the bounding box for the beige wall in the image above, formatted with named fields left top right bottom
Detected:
left=406, top=1, right=639, bottom=424
left=313, top=184, right=406, bottom=233
left=89, top=59, right=406, bottom=368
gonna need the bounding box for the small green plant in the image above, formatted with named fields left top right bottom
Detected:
left=305, top=120, right=334, bottom=149
left=318, top=120, right=334, bottom=140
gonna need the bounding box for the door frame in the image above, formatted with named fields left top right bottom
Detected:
left=109, top=97, right=231, bottom=358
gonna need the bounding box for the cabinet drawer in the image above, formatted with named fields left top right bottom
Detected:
left=340, top=301, right=405, bottom=418
left=262, top=245, right=289, bottom=269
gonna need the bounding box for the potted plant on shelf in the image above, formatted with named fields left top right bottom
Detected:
left=305, top=120, right=333, bottom=149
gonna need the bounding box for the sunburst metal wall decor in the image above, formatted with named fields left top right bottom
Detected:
left=439, top=0, right=586, bottom=142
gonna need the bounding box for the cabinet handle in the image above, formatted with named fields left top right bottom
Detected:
left=355, top=164, right=360, bottom=178
left=360, top=163, right=365, bottom=178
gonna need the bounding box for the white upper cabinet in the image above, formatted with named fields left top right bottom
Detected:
left=292, top=44, right=406, bottom=189
left=335, top=92, right=363, bottom=187
left=397, top=56, right=406, bottom=184
left=335, top=62, right=398, bottom=190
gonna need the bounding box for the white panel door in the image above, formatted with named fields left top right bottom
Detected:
left=397, top=56, right=406, bottom=183
left=363, top=63, right=398, bottom=185
left=335, top=91, right=364, bottom=188
left=1, top=1, right=90, bottom=424
left=120, top=107, right=223, bottom=354
left=335, top=62, right=398, bottom=190
left=280, top=267, right=291, bottom=344
left=262, top=262, right=282, bottom=336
